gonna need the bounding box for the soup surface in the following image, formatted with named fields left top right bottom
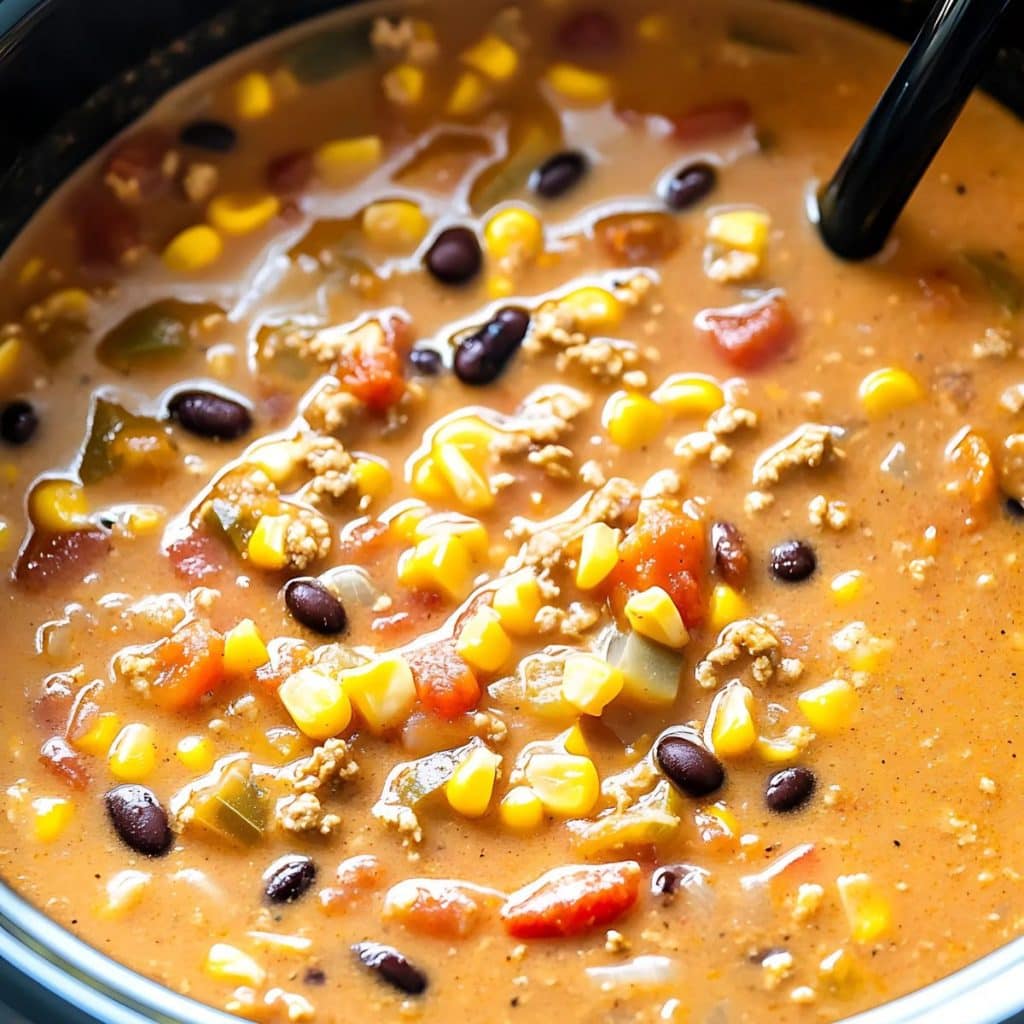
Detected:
left=2, top=2, right=1024, bottom=1021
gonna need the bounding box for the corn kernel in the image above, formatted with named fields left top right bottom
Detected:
left=708, top=683, right=756, bottom=758
left=486, top=273, right=516, bottom=299
left=858, top=367, right=923, bottom=418
left=604, top=391, right=666, bottom=449
left=207, top=192, right=280, bottom=236
left=246, top=513, right=290, bottom=570
left=456, top=607, right=512, bottom=674
left=383, top=63, right=425, bottom=106
left=625, top=586, right=688, bottom=648
left=830, top=570, right=865, bottom=605
left=205, top=943, right=266, bottom=986
left=524, top=752, right=599, bottom=816
left=0, top=337, right=21, bottom=378
left=397, top=533, right=474, bottom=600
left=462, top=34, right=519, bottom=81
left=361, top=200, right=429, bottom=251
left=545, top=62, right=612, bottom=105
left=837, top=874, right=891, bottom=943
left=651, top=373, right=725, bottom=417
left=708, top=583, right=749, bottom=632
left=798, top=678, right=857, bottom=735
left=279, top=667, right=352, bottom=740
left=637, top=13, right=672, bottom=40
left=388, top=503, right=428, bottom=542
left=0, top=518, right=8, bottom=552
left=500, top=785, right=544, bottom=830
left=433, top=415, right=499, bottom=463
left=30, top=479, right=89, bottom=533
left=561, top=653, right=623, bottom=716
left=340, top=654, right=416, bottom=733
left=98, top=869, right=151, bottom=919
left=484, top=206, right=544, bottom=262
left=234, top=71, right=273, bottom=119
left=162, top=225, right=223, bottom=273
left=410, top=453, right=450, bottom=501
left=446, top=70, right=489, bottom=116
left=561, top=722, right=591, bottom=757
left=755, top=734, right=803, bottom=764
left=492, top=572, right=543, bottom=634
left=575, top=521, right=620, bottom=589
left=353, top=457, right=393, bottom=501
left=108, top=724, right=158, bottom=782
left=72, top=712, right=121, bottom=757
left=176, top=735, right=215, bottom=773
left=123, top=505, right=165, bottom=536
left=31, top=797, right=74, bottom=843
left=695, top=802, right=740, bottom=852
left=249, top=440, right=303, bottom=484
left=415, top=513, right=488, bottom=559
left=314, top=136, right=383, bottom=185
left=559, top=286, right=623, bottom=333
left=434, top=442, right=494, bottom=511
left=445, top=745, right=501, bottom=817
left=223, top=619, right=270, bottom=675
left=706, top=209, right=771, bottom=254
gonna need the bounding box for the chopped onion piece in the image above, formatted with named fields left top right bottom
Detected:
left=320, top=565, right=378, bottom=607
left=587, top=955, right=679, bottom=989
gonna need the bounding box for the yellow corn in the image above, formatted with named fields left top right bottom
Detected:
left=162, top=225, right=223, bottom=273
left=248, top=440, right=304, bottom=484
left=415, top=513, right=488, bottom=559
left=484, top=206, right=544, bottom=262
left=340, top=654, right=416, bottom=733
left=486, top=273, right=515, bottom=299
left=462, top=34, right=519, bottom=81
left=575, top=521, right=620, bottom=589
left=559, top=286, right=623, bottom=333
left=30, top=479, right=89, bottom=533
left=695, top=802, right=740, bottom=852
left=98, top=869, right=151, bottom=919
left=446, top=70, right=489, bottom=116
left=434, top=441, right=494, bottom=511
left=562, top=722, right=591, bottom=757
left=798, top=678, right=857, bottom=735
left=0, top=337, right=21, bottom=378
left=837, top=874, right=891, bottom=943
left=456, top=607, right=512, bottom=673
left=0, top=518, right=8, bottom=552
left=637, top=13, right=672, bottom=40
left=233, top=72, right=273, bottom=120
left=561, top=653, right=623, bottom=716
left=492, top=572, right=543, bottom=635
left=72, top=712, right=121, bottom=757
left=123, top=505, right=165, bottom=537
left=207, top=192, right=280, bottom=236
left=445, top=745, right=501, bottom=817
left=706, top=209, right=771, bottom=255
left=314, top=136, right=383, bottom=185
left=410, top=453, right=450, bottom=501
left=31, top=797, right=74, bottom=843
left=708, top=683, right=756, bottom=758
left=500, top=785, right=544, bottom=830
left=755, top=734, right=804, bottom=764
left=625, top=586, right=688, bottom=648
left=279, top=667, right=352, bottom=741
left=246, top=513, right=290, bottom=570
left=361, top=200, right=429, bottom=251
left=707, top=583, right=749, bottom=632
left=223, top=619, right=270, bottom=675
left=545, top=63, right=612, bottom=105
left=433, top=414, right=499, bottom=462
left=651, top=373, right=725, bottom=417
left=604, top=391, right=666, bottom=449
left=858, top=367, right=923, bottom=418
left=353, top=457, right=393, bottom=501
left=205, top=943, right=266, bottom=986
left=382, top=63, right=425, bottom=106
left=176, top=735, right=215, bottom=773
left=524, top=752, right=599, bottom=816
left=397, top=533, right=474, bottom=600
left=388, top=503, right=428, bottom=543
left=830, top=570, right=865, bottom=605
left=108, top=724, right=158, bottom=782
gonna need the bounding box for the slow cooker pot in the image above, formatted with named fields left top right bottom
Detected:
left=1, top=1, right=1023, bottom=1021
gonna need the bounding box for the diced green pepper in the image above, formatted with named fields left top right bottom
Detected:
left=471, top=113, right=561, bottom=213
left=605, top=628, right=683, bottom=707
left=78, top=398, right=177, bottom=485
left=97, top=299, right=220, bottom=372
left=285, top=21, right=374, bottom=84
left=189, top=761, right=267, bottom=845
left=373, top=737, right=484, bottom=816
left=568, top=780, right=681, bottom=856
left=963, top=251, right=1024, bottom=315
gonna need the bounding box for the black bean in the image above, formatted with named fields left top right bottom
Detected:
left=424, top=226, right=482, bottom=285
left=555, top=9, right=622, bottom=61
left=769, top=539, right=817, bottom=582
left=168, top=389, right=252, bottom=440
left=650, top=862, right=704, bottom=899
left=711, top=520, right=749, bottom=586
left=179, top=119, right=237, bottom=153
left=352, top=942, right=427, bottom=995
left=532, top=150, right=588, bottom=199
left=765, top=766, right=816, bottom=812
left=1, top=400, right=39, bottom=445
left=408, top=347, right=444, bottom=377
left=105, top=784, right=172, bottom=856
left=284, top=578, right=348, bottom=635
left=264, top=854, right=317, bottom=903
left=664, top=162, right=717, bottom=211
left=303, top=967, right=326, bottom=986
left=453, top=307, right=530, bottom=386
left=1005, top=496, right=1024, bottom=519
left=655, top=733, right=725, bottom=798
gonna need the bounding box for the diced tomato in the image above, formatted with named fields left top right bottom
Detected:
left=607, top=501, right=705, bottom=628
left=319, top=854, right=385, bottom=915
left=671, top=99, right=753, bottom=142
left=149, top=620, right=226, bottom=711
left=406, top=640, right=481, bottom=718
left=31, top=674, right=76, bottom=735
left=384, top=878, right=501, bottom=938
left=335, top=323, right=406, bottom=412
left=166, top=531, right=225, bottom=583
left=501, top=861, right=641, bottom=939
left=696, top=292, right=795, bottom=371
left=337, top=518, right=391, bottom=559
left=39, top=736, right=90, bottom=790
left=15, top=529, right=111, bottom=590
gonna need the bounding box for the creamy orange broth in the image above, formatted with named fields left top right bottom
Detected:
left=2, top=2, right=1024, bottom=1022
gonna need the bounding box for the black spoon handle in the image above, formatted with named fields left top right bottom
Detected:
left=818, top=0, right=1017, bottom=261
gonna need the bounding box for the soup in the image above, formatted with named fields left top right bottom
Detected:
left=2, top=2, right=1024, bottom=1022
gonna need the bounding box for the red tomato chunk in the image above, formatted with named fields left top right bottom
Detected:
left=696, top=292, right=796, bottom=370
left=406, top=640, right=482, bottom=718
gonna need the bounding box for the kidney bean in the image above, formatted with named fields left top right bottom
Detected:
left=39, top=736, right=90, bottom=790
left=74, top=190, right=142, bottom=267
left=264, top=854, right=317, bottom=903
left=284, top=578, right=348, bottom=635
left=15, top=529, right=111, bottom=590
left=765, top=766, right=816, bottom=812
left=531, top=150, right=588, bottom=199
left=408, top=347, right=444, bottom=376
left=105, top=784, right=172, bottom=856
left=352, top=942, right=427, bottom=995
left=167, top=389, right=252, bottom=440
left=179, top=119, right=237, bottom=153
left=655, top=733, right=725, bottom=798
left=453, top=307, right=531, bottom=386
left=594, top=211, right=680, bottom=265
left=769, top=539, right=816, bottom=582
left=664, top=162, right=717, bottom=211
left=555, top=8, right=622, bottom=61
left=1, top=400, right=38, bottom=445
left=266, top=149, right=314, bottom=194
left=711, top=520, right=749, bottom=586
left=424, top=226, right=482, bottom=286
